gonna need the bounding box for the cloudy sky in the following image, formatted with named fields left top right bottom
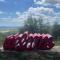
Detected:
left=0, top=0, right=60, bottom=27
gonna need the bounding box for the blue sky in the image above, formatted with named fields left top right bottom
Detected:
left=0, top=0, right=60, bottom=27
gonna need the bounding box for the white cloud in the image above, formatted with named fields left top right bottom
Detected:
left=45, top=0, right=60, bottom=7
left=16, top=12, right=21, bottom=16
left=46, top=0, right=60, bottom=4
left=15, top=7, right=54, bottom=21
left=28, top=7, right=54, bottom=15
left=15, top=6, right=60, bottom=25
left=0, top=6, right=60, bottom=27
left=34, top=0, right=50, bottom=6
left=0, top=17, right=24, bottom=27
left=55, top=4, right=60, bottom=8
left=34, top=0, right=60, bottom=4
left=0, top=11, right=4, bottom=14
left=14, top=7, right=55, bottom=25
left=0, top=0, right=5, bottom=2
left=34, top=0, right=45, bottom=4
left=34, top=0, right=60, bottom=8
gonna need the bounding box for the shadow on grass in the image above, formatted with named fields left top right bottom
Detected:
left=0, top=51, right=60, bottom=60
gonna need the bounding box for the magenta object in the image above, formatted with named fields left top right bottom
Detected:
left=3, top=31, right=55, bottom=51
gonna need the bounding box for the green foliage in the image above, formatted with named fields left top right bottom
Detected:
left=19, top=16, right=51, bottom=34
left=52, top=22, right=60, bottom=39
left=19, top=16, right=60, bottom=41
left=24, top=17, right=38, bottom=33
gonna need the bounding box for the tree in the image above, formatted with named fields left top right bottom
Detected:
left=37, top=17, right=50, bottom=34
left=23, top=16, right=38, bottom=33
left=38, top=17, right=43, bottom=33
left=19, top=16, right=51, bottom=34
left=52, top=21, right=60, bottom=39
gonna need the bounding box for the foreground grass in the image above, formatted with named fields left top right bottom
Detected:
left=55, top=41, right=60, bottom=46
left=0, top=51, right=60, bottom=60
left=0, top=32, right=60, bottom=60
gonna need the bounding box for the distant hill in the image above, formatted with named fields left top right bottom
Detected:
left=0, top=26, right=20, bottom=29
left=0, top=26, right=20, bottom=33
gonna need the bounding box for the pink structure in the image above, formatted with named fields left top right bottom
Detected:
left=3, top=31, right=55, bottom=51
